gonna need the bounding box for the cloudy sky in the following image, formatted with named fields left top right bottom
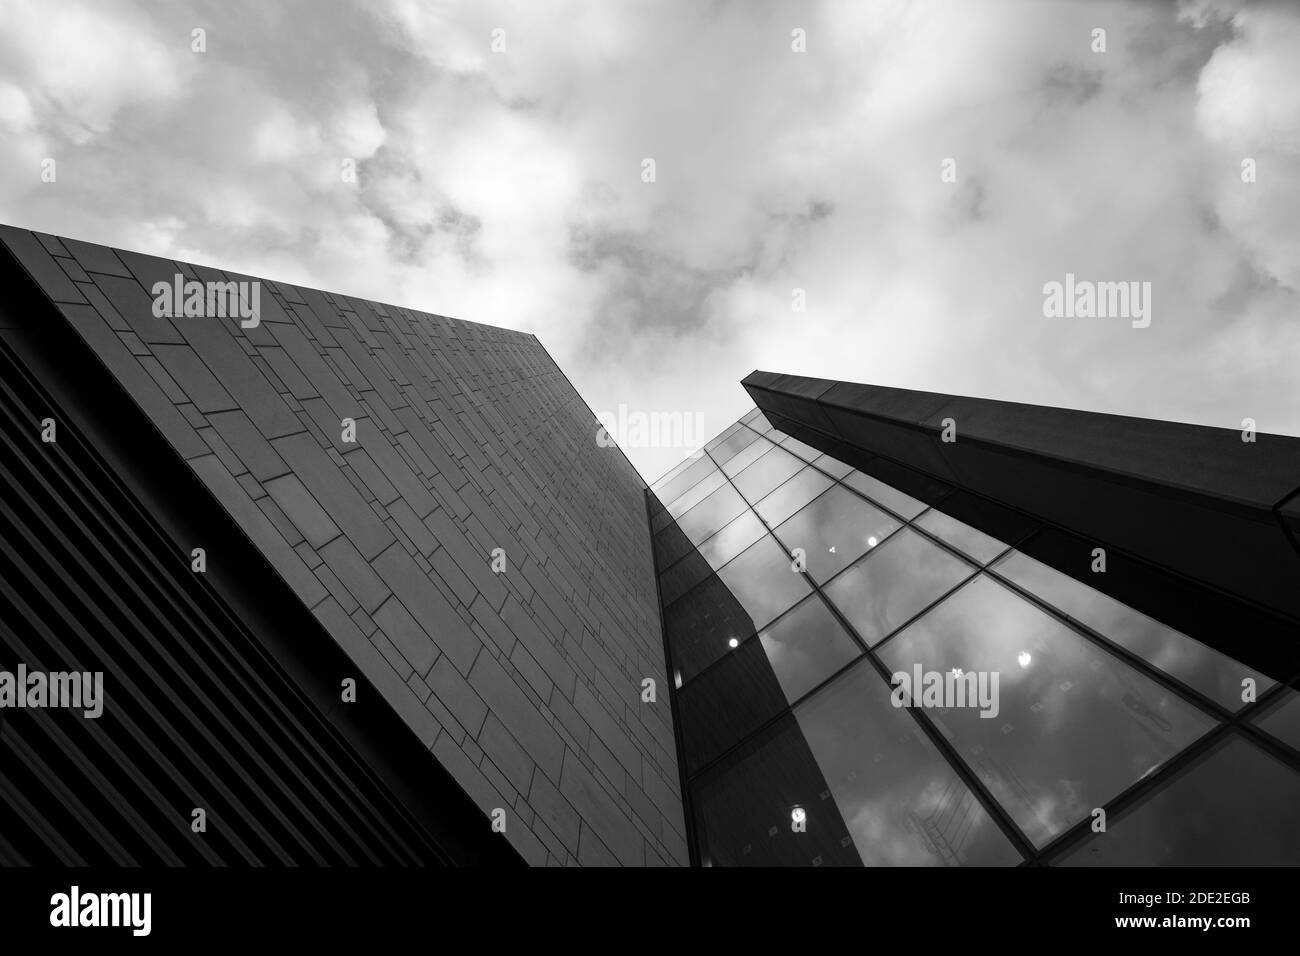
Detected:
left=1, top=0, right=1296, bottom=482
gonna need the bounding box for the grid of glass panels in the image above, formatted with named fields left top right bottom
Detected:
left=649, top=407, right=1300, bottom=866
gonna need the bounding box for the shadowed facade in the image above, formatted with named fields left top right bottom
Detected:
left=0, top=224, right=688, bottom=867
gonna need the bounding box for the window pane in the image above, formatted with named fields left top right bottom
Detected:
left=824, top=529, right=974, bottom=646
left=696, top=510, right=768, bottom=571
left=754, top=466, right=834, bottom=526
left=879, top=574, right=1216, bottom=848
left=711, top=424, right=763, bottom=466
left=1254, top=688, right=1300, bottom=753
left=675, top=481, right=748, bottom=545
left=677, top=595, right=863, bottom=775
left=1057, top=736, right=1300, bottom=865
left=843, top=470, right=926, bottom=519
left=654, top=453, right=715, bottom=506
left=779, top=434, right=822, bottom=460
left=652, top=518, right=706, bottom=570
left=693, top=716, right=862, bottom=867
left=678, top=635, right=799, bottom=775
left=664, top=574, right=761, bottom=683
left=795, top=659, right=1023, bottom=866
left=757, top=595, right=863, bottom=703
left=992, top=551, right=1272, bottom=712
left=704, top=421, right=744, bottom=452
left=813, top=453, right=854, bottom=479
left=775, top=485, right=901, bottom=584
left=650, top=452, right=698, bottom=493
left=650, top=504, right=674, bottom=535
left=658, top=550, right=716, bottom=608
left=659, top=511, right=773, bottom=608
left=742, top=408, right=777, bottom=434
left=733, top=447, right=804, bottom=504
left=716, top=535, right=812, bottom=632
left=665, top=467, right=724, bottom=518
left=722, top=434, right=775, bottom=477
left=915, top=508, right=1007, bottom=565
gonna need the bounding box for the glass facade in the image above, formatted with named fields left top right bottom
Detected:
left=649, top=408, right=1300, bottom=866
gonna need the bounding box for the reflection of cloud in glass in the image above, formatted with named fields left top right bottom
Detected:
left=993, top=551, right=1273, bottom=710
left=715, top=535, right=812, bottom=630
left=824, top=529, right=973, bottom=646
left=1059, top=737, right=1300, bottom=866
left=881, top=574, right=1216, bottom=847
left=775, top=484, right=901, bottom=584
left=795, top=659, right=1021, bottom=866
left=756, top=596, right=861, bottom=704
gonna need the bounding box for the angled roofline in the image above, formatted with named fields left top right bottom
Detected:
left=743, top=370, right=1300, bottom=675
left=0, top=225, right=526, bottom=866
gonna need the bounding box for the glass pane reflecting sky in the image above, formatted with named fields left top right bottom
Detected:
left=916, top=507, right=1007, bottom=565
left=733, top=446, right=805, bottom=503
left=1254, top=687, right=1300, bottom=753
left=653, top=451, right=714, bottom=503
left=715, top=534, right=812, bottom=632
left=775, top=484, right=901, bottom=584
left=779, top=434, right=823, bottom=460
left=823, top=528, right=975, bottom=646
left=711, top=423, right=762, bottom=466
left=665, top=467, right=724, bottom=518
left=795, top=659, right=1022, bottom=866
left=675, top=481, right=748, bottom=544
left=844, top=470, right=927, bottom=519
left=692, top=510, right=768, bottom=572
left=756, top=594, right=863, bottom=704
left=812, top=453, right=854, bottom=478
left=651, top=408, right=1300, bottom=866
left=1058, top=736, right=1300, bottom=866
left=993, top=551, right=1272, bottom=712
left=740, top=407, right=776, bottom=434
left=754, top=466, right=834, bottom=526
left=721, top=433, right=774, bottom=477
left=879, top=575, right=1216, bottom=847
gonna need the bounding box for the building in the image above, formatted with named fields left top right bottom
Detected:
left=2, top=224, right=1298, bottom=867
left=652, top=373, right=1300, bottom=865
left=0, top=225, right=685, bottom=868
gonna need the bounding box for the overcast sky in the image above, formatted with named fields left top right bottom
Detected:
left=1, top=0, right=1297, bottom=482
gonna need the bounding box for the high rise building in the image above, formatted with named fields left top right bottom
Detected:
left=0, top=225, right=685, bottom=868
left=651, top=374, right=1300, bottom=865
left=2, top=225, right=1298, bottom=867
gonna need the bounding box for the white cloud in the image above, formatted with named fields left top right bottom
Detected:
left=0, top=0, right=1296, bottom=483
left=0, top=0, right=190, bottom=140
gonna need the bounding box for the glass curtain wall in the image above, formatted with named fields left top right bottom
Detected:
left=649, top=408, right=1300, bottom=866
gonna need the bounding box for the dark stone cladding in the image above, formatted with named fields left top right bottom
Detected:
left=743, top=370, right=1300, bottom=670
left=0, top=224, right=688, bottom=867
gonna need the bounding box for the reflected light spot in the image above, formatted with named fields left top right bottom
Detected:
left=728, top=637, right=739, bottom=648
left=1018, top=651, right=1032, bottom=668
